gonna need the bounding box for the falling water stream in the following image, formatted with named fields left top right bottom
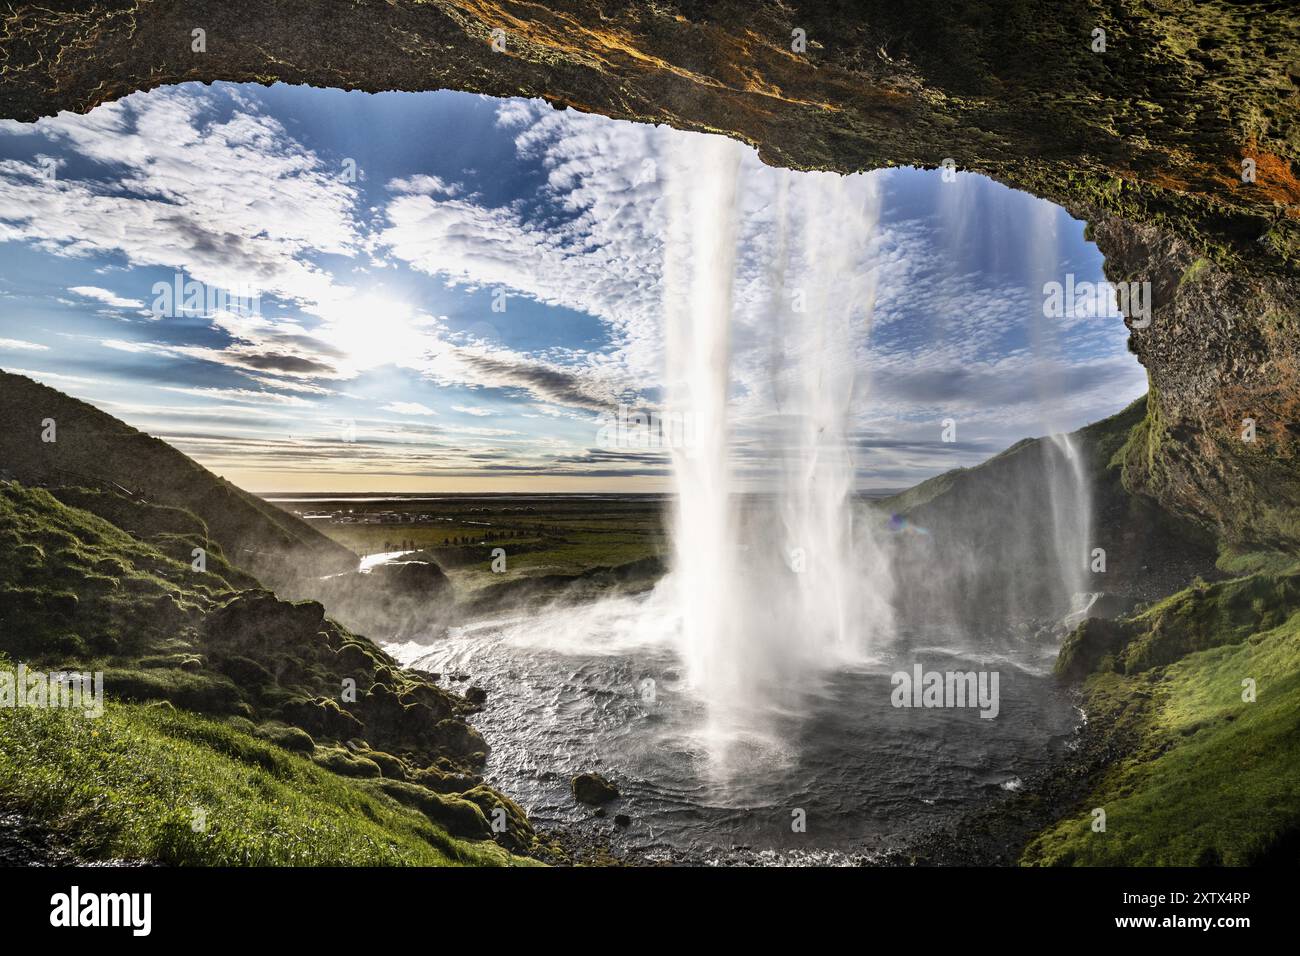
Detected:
left=656, top=136, right=894, bottom=762
left=385, top=144, right=1090, bottom=861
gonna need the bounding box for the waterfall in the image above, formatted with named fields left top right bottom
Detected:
left=657, top=135, right=892, bottom=752
left=1026, top=195, right=1096, bottom=615
left=1045, top=431, right=1095, bottom=612
left=660, top=135, right=746, bottom=724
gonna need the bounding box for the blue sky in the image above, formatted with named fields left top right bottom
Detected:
left=0, top=82, right=1147, bottom=492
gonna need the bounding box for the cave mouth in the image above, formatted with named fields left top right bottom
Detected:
left=0, top=80, right=1151, bottom=860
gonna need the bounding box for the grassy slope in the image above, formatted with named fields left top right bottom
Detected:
left=1027, top=563, right=1300, bottom=865
left=0, top=682, right=527, bottom=866
left=0, top=481, right=536, bottom=864
left=0, top=370, right=357, bottom=581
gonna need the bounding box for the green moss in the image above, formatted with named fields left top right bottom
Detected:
left=313, top=746, right=382, bottom=778
left=1025, top=611, right=1300, bottom=865
left=1115, top=384, right=1165, bottom=491
left=1119, top=571, right=1300, bottom=672
left=254, top=722, right=316, bottom=755
left=1178, top=257, right=1212, bottom=288
left=1215, top=548, right=1300, bottom=578
left=0, top=683, right=531, bottom=866
left=102, top=666, right=248, bottom=714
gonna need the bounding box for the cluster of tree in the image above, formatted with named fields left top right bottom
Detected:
left=436, top=529, right=528, bottom=547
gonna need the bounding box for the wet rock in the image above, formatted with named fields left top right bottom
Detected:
left=465, top=685, right=487, bottom=705
left=1055, top=617, right=1134, bottom=682
left=1087, top=592, right=1141, bottom=620
left=572, top=772, right=619, bottom=805
left=614, top=814, right=631, bottom=827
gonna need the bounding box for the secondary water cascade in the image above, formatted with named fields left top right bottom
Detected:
left=1026, top=195, right=1096, bottom=613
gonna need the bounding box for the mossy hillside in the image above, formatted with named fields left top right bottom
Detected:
left=0, top=370, right=357, bottom=585
left=0, top=480, right=475, bottom=763
left=0, top=479, right=550, bottom=859
left=0, top=481, right=238, bottom=661
left=0, top=689, right=533, bottom=866
left=48, top=485, right=260, bottom=590
left=1025, top=608, right=1300, bottom=865
left=879, top=395, right=1218, bottom=620
left=1056, top=568, right=1300, bottom=678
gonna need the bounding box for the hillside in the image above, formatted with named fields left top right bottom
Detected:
left=0, top=395, right=551, bottom=863
left=879, top=395, right=1220, bottom=623
left=0, top=370, right=357, bottom=589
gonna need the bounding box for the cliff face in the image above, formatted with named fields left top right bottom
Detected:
left=1092, top=213, right=1300, bottom=548
left=0, top=0, right=1296, bottom=544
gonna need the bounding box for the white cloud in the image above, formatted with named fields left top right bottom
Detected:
left=68, top=285, right=144, bottom=309
left=383, top=401, right=439, bottom=416
left=0, top=86, right=363, bottom=331
left=156, top=385, right=314, bottom=407
left=0, top=338, right=49, bottom=351
left=388, top=174, right=461, bottom=197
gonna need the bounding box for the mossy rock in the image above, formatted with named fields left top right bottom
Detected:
left=313, top=747, right=381, bottom=778
left=571, top=772, right=619, bottom=805
left=374, top=779, right=491, bottom=840
left=279, top=696, right=364, bottom=741
left=255, top=722, right=316, bottom=755
left=459, top=784, right=535, bottom=852
left=212, top=654, right=274, bottom=687
left=356, top=748, right=408, bottom=780
left=1056, top=617, right=1134, bottom=682
left=411, top=764, right=480, bottom=794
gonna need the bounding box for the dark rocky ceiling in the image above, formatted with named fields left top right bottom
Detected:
left=1, top=0, right=1297, bottom=546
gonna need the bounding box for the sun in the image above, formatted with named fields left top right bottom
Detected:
left=318, top=292, right=438, bottom=373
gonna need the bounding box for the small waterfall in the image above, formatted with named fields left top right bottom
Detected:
left=1045, top=431, right=1095, bottom=613
left=1026, top=195, right=1096, bottom=617
left=657, top=135, right=892, bottom=753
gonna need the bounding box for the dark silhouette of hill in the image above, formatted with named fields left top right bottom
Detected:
left=0, top=370, right=356, bottom=587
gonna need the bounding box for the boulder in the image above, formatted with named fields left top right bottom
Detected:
left=571, top=772, right=619, bottom=805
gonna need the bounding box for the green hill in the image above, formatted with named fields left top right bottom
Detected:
left=0, top=374, right=550, bottom=866
left=878, top=396, right=1219, bottom=621
left=0, top=370, right=357, bottom=588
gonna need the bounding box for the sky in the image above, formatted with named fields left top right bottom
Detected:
left=0, top=82, right=1148, bottom=493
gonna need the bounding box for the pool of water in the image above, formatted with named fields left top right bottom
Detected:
left=386, top=594, right=1080, bottom=863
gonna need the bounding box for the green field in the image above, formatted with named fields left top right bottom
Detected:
left=280, top=494, right=670, bottom=593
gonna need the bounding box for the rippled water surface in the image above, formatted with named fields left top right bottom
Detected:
left=387, top=596, right=1079, bottom=861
